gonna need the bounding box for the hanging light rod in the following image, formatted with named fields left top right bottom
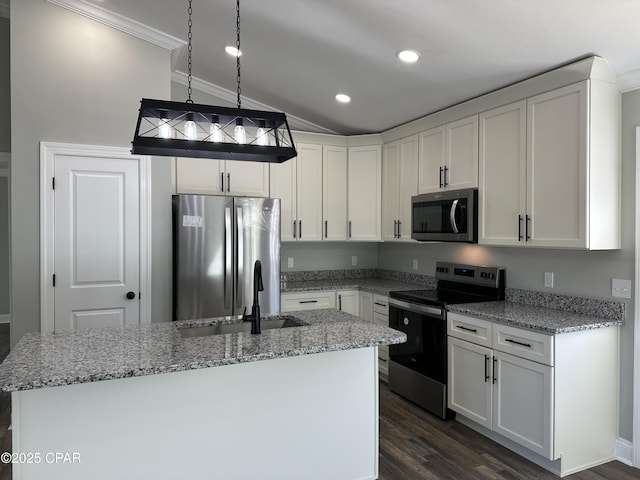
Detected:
left=131, top=0, right=296, bottom=163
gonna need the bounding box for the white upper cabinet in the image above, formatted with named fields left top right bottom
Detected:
left=479, top=101, right=527, bottom=246
left=480, top=80, right=620, bottom=249
left=270, top=143, right=323, bottom=241
left=418, top=115, right=478, bottom=194
left=322, top=145, right=348, bottom=241
left=383, top=136, right=418, bottom=241
left=176, top=157, right=269, bottom=197
left=348, top=145, right=382, bottom=241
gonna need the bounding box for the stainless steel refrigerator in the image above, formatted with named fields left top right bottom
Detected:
left=172, top=194, right=280, bottom=321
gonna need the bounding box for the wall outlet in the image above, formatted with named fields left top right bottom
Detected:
left=544, top=272, right=554, bottom=288
left=412, top=259, right=418, bottom=270
left=287, top=257, right=294, bottom=268
left=351, top=256, right=357, bottom=266
left=612, top=279, right=632, bottom=299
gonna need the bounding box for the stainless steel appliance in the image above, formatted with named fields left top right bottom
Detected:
left=172, top=194, right=280, bottom=321
left=388, top=262, right=505, bottom=419
left=411, top=188, right=478, bottom=242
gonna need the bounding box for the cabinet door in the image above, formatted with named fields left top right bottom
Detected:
left=358, top=291, right=373, bottom=322
left=322, top=145, right=348, bottom=241
left=270, top=158, right=296, bottom=241
left=418, top=127, right=445, bottom=194
left=382, top=141, right=400, bottom=241
left=175, top=157, right=222, bottom=194
left=479, top=101, right=526, bottom=246
left=224, top=161, right=270, bottom=197
left=337, top=290, right=359, bottom=315
left=526, top=82, right=587, bottom=248
left=446, top=115, right=479, bottom=190
left=448, top=337, right=493, bottom=429
left=296, top=143, right=323, bottom=241
left=347, top=145, right=382, bottom=241
left=493, top=351, right=554, bottom=459
left=398, top=135, right=419, bottom=240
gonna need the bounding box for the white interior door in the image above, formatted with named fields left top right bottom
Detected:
left=53, top=154, right=140, bottom=332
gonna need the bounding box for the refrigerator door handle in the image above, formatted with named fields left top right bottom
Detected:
left=224, top=207, right=233, bottom=309
left=236, top=206, right=244, bottom=308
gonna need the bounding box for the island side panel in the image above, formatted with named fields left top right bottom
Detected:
left=11, top=347, right=379, bottom=480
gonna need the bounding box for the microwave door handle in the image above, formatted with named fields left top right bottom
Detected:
left=450, top=199, right=459, bottom=234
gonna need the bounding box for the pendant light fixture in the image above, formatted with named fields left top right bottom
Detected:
left=131, top=0, right=297, bottom=163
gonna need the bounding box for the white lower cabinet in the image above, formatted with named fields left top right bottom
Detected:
left=359, top=291, right=373, bottom=322
left=373, top=295, right=390, bottom=381
left=447, top=312, right=618, bottom=476
left=337, top=290, right=360, bottom=316
left=280, top=291, right=336, bottom=312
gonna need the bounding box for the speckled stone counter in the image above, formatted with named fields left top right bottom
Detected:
left=282, top=278, right=427, bottom=296
left=0, top=309, right=406, bottom=392
left=448, top=301, right=624, bottom=334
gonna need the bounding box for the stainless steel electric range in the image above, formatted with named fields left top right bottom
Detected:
left=388, top=261, right=505, bottom=419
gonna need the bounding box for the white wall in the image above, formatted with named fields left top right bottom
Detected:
left=0, top=17, right=9, bottom=152
left=10, top=0, right=173, bottom=344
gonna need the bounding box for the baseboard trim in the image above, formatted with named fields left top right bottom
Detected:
left=616, top=437, right=633, bottom=466
left=0, top=314, right=10, bottom=324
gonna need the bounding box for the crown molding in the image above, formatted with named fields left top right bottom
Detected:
left=171, top=71, right=337, bottom=135
left=618, top=68, right=640, bottom=93
left=0, top=0, right=9, bottom=19
left=46, top=0, right=185, bottom=50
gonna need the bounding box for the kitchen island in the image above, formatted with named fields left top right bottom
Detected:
left=0, top=309, right=405, bottom=480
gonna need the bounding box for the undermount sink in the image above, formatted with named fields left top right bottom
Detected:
left=178, top=315, right=306, bottom=339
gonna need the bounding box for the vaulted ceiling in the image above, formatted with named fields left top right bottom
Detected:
left=51, top=0, right=640, bottom=134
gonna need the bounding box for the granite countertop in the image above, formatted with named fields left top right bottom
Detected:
left=282, top=278, right=424, bottom=296
left=448, top=301, right=624, bottom=334
left=0, top=309, right=406, bottom=393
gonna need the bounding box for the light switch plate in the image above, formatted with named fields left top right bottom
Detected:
left=412, top=259, right=418, bottom=270
left=612, top=279, right=632, bottom=299
left=351, top=256, right=357, bottom=266
left=287, top=257, right=294, bottom=268
left=544, top=272, right=554, bottom=288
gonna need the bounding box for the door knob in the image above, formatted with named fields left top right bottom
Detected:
left=126, top=291, right=136, bottom=300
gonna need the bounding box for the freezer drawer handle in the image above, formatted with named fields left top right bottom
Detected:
left=505, top=338, right=532, bottom=348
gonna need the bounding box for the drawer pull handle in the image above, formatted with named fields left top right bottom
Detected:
left=456, top=325, right=478, bottom=333
left=505, top=338, right=532, bottom=348
left=379, top=358, right=387, bottom=363
left=374, top=302, right=386, bottom=307
left=299, top=300, right=318, bottom=304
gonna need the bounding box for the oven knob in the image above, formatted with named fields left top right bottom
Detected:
left=403, top=317, right=409, bottom=326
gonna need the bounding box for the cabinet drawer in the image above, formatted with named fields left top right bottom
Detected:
left=493, top=324, right=554, bottom=366
left=281, top=291, right=336, bottom=312
left=373, top=311, right=389, bottom=328
left=378, top=344, right=389, bottom=360
left=373, top=294, right=389, bottom=314
left=447, top=313, right=493, bottom=348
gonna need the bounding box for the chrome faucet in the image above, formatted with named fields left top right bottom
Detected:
left=242, top=260, right=264, bottom=334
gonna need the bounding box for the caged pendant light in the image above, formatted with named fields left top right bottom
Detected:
left=131, top=0, right=297, bottom=163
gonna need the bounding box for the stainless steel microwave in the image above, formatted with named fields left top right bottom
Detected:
left=411, top=188, right=478, bottom=242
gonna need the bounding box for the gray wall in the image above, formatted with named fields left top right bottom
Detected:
left=0, top=176, right=8, bottom=316
left=281, top=242, right=378, bottom=272
left=377, top=89, right=640, bottom=443
left=0, top=17, right=9, bottom=152
left=10, top=0, right=173, bottom=344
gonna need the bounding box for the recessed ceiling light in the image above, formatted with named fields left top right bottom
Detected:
left=225, top=46, right=242, bottom=57
left=397, top=49, right=420, bottom=63
left=335, top=93, right=351, bottom=104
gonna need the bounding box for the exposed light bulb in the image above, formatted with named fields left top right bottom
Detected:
left=234, top=118, right=246, bottom=144
left=158, top=111, right=171, bottom=139
left=184, top=113, right=197, bottom=140
left=256, top=120, right=268, bottom=146
left=210, top=115, right=222, bottom=142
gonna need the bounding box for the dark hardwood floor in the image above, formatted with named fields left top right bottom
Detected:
left=0, top=325, right=636, bottom=479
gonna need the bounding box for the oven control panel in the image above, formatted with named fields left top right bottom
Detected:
left=435, top=262, right=505, bottom=288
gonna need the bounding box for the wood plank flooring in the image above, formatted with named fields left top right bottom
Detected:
left=0, top=325, right=636, bottom=479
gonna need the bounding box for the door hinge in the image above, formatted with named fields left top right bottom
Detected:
left=52, top=177, right=55, bottom=189
left=52, top=274, right=56, bottom=287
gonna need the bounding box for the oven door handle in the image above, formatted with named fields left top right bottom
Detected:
left=450, top=199, right=459, bottom=234
left=388, top=298, right=444, bottom=318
